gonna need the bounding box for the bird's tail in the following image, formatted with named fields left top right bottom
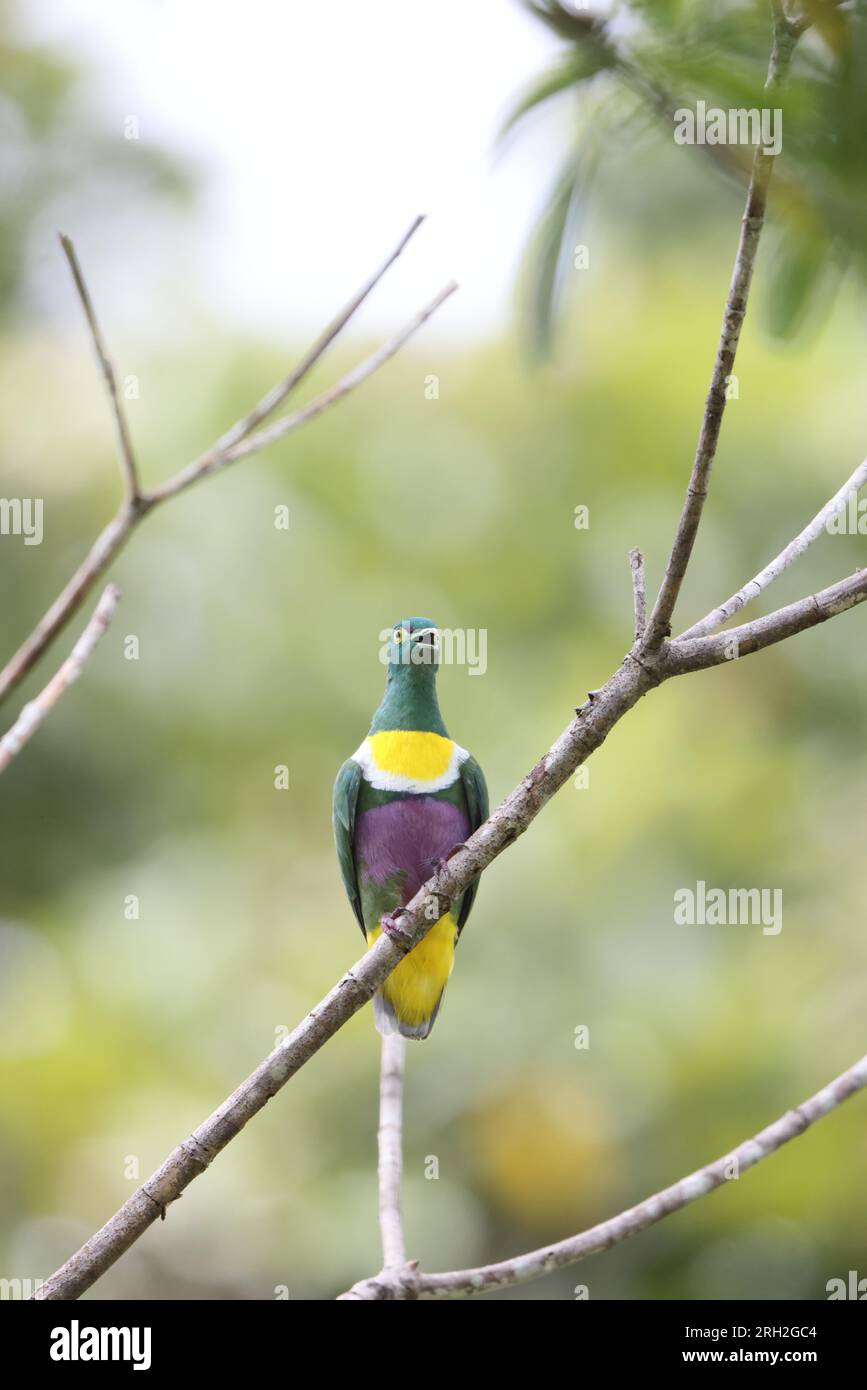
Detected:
left=373, top=990, right=443, bottom=1041
left=368, top=911, right=457, bottom=1041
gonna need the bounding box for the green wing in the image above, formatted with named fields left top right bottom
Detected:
left=333, top=758, right=365, bottom=936
left=457, top=754, right=489, bottom=934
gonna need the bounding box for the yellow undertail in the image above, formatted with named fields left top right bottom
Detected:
left=367, top=912, right=458, bottom=1038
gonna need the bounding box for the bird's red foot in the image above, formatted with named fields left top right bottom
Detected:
left=381, top=909, right=414, bottom=942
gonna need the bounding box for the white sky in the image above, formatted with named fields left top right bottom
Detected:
left=26, top=0, right=565, bottom=342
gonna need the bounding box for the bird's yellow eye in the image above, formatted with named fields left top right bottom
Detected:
left=393, top=628, right=407, bottom=643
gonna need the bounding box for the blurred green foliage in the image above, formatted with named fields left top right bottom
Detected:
left=1, top=0, right=866, bottom=1302
left=0, top=0, right=192, bottom=324
left=511, top=0, right=867, bottom=353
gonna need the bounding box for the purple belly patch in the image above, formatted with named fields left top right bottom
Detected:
left=355, top=796, right=470, bottom=902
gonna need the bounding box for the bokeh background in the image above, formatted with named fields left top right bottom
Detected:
left=2, top=0, right=866, bottom=1301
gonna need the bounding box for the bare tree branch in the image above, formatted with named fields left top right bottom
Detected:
left=679, top=456, right=867, bottom=641
left=669, top=567, right=867, bottom=671
left=31, top=647, right=663, bottom=1299
left=378, top=1034, right=408, bottom=1271
left=145, top=281, right=457, bottom=504
left=359, top=1051, right=866, bottom=1299
left=59, top=236, right=140, bottom=504
left=211, top=215, right=426, bottom=455
left=0, top=514, right=136, bottom=713
left=26, top=7, right=867, bottom=1308
left=0, top=224, right=451, bottom=708
left=629, top=547, right=646, bottom=641
left=0, top=584, right=119, bottom=775
left=335, top=1035, right=412, bottom=1301
left=32, top=540, right=867, bottom=1299
left=642, top=10, right=797, bottom=649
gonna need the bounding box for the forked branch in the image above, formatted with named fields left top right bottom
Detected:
left=341, top=1050, right=867, bottom=1298
left=679, top=456, right=867, bottom=640
left=0, top=217, right=453, bottom=707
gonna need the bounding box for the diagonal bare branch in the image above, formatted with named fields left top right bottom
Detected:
left=642, top=10, right=798, bottom=649
left=212, top=215, right=426, bottom=455
left=0, top=513, right=139, bottom=711
left=59, top=235, right=141, bottom=503
left=679, top=456, right=867, bottom=641
left=342, top=1049, right=867, bottom=1297
left=406, top=1051, right=867, bottom=1298
left=0, top=230, right=454, bottom=709
left=669, top=567, right=867, bottom=670
left=0, top=584, right=119, bottom=775
left=146, top=281, right=457, bottom=505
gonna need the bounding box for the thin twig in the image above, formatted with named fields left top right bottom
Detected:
left=0, top=233, right=454, bottom=708
left=408, top=1051, right=867, bottom=1298
left=642, top=8, right=798, bottom=649
left=212, top=215, right=426, bottom=455
left=341, top=1050, right=867, bottom=1297
left=629, top=547, right=647, bottom=641
left=0, top=585, right=119, bottom=774
left=59, top=236, right=140, bottom=504
left=378, top=1034, right=407, bottom=1271
left=146, top=281, right=458, bottom=504
left=668, top=567, right=867, bottom=670
left=0, top=512, right=139, bottom=710
left=679, top=456, right=867, bottom=640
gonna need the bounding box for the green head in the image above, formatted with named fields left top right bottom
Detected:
left=385, top=616, right=440, bottom=674
left=371, top=616, right=446, bottom=734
